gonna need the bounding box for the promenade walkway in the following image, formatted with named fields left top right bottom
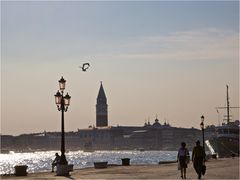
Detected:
left=1, top=157, right=239, bottom=179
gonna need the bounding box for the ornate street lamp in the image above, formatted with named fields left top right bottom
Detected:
left=54, top=76, right=71, bottom=165
left=200, top=115, right=205, bottom=151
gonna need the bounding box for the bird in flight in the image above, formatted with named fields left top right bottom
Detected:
left=79, top=63, right=90, bottom=72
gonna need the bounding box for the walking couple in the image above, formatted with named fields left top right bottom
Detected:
left=177, top=140, right=205, bottom=179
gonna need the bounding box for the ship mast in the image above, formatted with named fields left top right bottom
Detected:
left=216, top=85, right=239, bottom=125
left=226, top=85, right=230, bottom=124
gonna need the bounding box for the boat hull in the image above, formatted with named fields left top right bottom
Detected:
left=208, top=136, right=239, bottom=158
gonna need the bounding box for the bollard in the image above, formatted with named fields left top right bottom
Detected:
left=94, top=162, right=108, bottom=169
left=68, top=164, right=74, bottom=172
left=121, top=158, right=130, bottom=166
left=14, top=165, right=28, bottom=176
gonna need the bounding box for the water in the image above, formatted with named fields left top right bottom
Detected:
left=0, top=150, right=178, bottom=175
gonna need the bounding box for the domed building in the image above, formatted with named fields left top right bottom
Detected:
left=152, top=116, right=161, bottom=128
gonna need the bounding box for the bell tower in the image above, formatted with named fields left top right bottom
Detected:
left=96, top=82, right=108, bottom=127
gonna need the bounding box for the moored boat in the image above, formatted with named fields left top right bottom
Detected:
left=206, top=85, right=239, bottom=158
left=207, top=120, right=239, bottom=157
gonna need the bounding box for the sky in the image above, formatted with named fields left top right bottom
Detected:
left=1, top=1, right=239, bottom=135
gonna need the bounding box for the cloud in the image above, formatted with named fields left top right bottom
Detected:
left=95, top=28, right=238, bottom=61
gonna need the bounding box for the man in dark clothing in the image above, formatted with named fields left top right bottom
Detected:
left=192, top=140, right=206, bottom=179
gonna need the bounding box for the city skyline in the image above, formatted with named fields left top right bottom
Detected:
left=1, top=1, right=239, bottom=135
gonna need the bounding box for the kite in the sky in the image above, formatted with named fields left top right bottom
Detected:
left=79, top=63, right=90, bottom=72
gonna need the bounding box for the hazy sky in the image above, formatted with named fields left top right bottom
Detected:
left=1, top=1, right=239, bottom=135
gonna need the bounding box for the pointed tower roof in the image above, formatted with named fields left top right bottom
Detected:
left=97, top=81, right=107, bottom=104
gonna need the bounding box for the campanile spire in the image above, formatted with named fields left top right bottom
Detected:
left=96, top=82, right=108, bottom=127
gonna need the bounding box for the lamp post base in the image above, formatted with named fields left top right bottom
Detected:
left=56, top=164, right=69, bottom=176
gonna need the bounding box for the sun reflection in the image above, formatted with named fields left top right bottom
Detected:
left=0, top=150, right=177, bottom=175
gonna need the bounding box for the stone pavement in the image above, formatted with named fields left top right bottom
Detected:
left=1, top=157, right=239, bottom=179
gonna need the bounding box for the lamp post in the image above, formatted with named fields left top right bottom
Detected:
left=54, top=77, right=71, bottom=165
left=200, top=115, right=205, bottom=151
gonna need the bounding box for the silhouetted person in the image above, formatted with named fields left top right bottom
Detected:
left=52, top=153, right=60, bottom=172
left=192, top=140, right=206, bottom=179
left=177, top=142, right=189, bottom=179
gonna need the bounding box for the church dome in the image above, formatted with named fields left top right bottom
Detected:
left=153, top=118, right=161, bottom=127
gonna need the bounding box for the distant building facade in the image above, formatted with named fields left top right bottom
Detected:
left=76, top=122, right=201, bottom=151
left=1, top=82, right=204, bottom=152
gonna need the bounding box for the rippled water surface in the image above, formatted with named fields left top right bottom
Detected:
left=0, top=150, right=178, bottom=174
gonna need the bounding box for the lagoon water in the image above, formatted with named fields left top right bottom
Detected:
left=0, top=150, right=178, bottom=175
